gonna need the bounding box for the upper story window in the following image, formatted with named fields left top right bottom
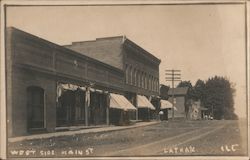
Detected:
left=141, top=72, right=144, bottom=88
left=125, top=64, right=129, bottom=84
left=130, top=67, right=133, bottom=85
left=134, top=69, right=137, bottom=86
left=133, top=68, right=136, bottom=86
left=138, top=71, right=141, bottom=87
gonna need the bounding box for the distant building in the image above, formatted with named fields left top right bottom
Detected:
left=167, top=87, right=189, bottom=118
left=159, top=84, right=171, bottom=120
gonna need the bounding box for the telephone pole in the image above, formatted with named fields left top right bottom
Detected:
left=165, top=69, right=181, bottom=120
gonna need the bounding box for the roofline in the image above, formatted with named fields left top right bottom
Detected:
left=124, top=38, right=161, bottom=64
left=7, top=27, right=124, bottom=74
left=64, top=35, right=161, bottom=64
left=65, top=35, right=125, bottom=46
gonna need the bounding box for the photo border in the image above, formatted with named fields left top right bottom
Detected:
left=0, top=0, right=249, bottom=159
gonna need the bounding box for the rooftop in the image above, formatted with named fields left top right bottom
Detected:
left=168, top=87, right=189, bottom=96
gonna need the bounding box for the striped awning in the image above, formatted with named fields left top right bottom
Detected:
left=137, top=95, right=155, bottom=110
left=110, top=93, right=137, bottom=111
left=160, top=100, right=173, bottom=109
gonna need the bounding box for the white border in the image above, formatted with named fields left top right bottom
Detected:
left=0, top=0, right=249, bottom=160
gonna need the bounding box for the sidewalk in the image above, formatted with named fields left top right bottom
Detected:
left=8, top=121, right=160, bottom=143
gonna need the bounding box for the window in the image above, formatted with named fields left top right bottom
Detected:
left=151, top=76, right=153, bottom=91
left=125, top=64, right=129, bottom=84
left=130, top=66, right=133, bottom=85
left=27, top=86, right=45, bottom=130
left=135, top=69, right=137, bottom=86
left=141, top=72, right=144, bottom=88
left=138, top=71, right=141, bottom=87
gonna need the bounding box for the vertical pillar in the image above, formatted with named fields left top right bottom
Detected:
left=135, top=94, right=138, bottom=120
left=85, top=87, right=89, bottom=126
left=106, top=93, right=110, bottom=125
left=172, top=71, right=175, bottom=120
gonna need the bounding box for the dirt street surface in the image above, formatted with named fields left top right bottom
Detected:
left=8, top=119, right=247, bottom=158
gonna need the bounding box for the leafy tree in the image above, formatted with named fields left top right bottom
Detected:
left=193, top=79, right=206, bottom=104
left=177, top=81, right=195, bottom=99
left=177, top=81, right=194, bottom=118
left=203, top=76, right=237, bottom=120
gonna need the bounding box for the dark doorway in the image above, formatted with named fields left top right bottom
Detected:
left=56, top=89, right=85, bottom=127
left=27, top=86, right=45, bottom=131
left=89, top=92, right=107, bottom=125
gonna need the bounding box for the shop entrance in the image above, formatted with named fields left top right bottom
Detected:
left=89, top=92, right=107, bottom=125
left=27, top=86, right=45, bottom=131
left=56, top=88, right=85, bottom=127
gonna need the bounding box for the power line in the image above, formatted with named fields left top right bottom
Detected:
left=165, top=69, right=181, bottom=120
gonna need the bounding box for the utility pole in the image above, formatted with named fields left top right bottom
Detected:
left=165, top=69, right=181, bottom=120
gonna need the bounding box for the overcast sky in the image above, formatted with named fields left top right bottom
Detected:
left=6, top=4, right=247, bottom=117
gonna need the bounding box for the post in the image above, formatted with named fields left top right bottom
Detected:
left=165, top=69, right=181, bottom=121
left=85, top=87, right=89, bottom=126
left=172, top=76, right=175, bottom=120
left=136, top=95, right=138, bottom=120
left=106, top=93, right=110, bottom=125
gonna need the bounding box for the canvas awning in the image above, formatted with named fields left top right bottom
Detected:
left=110, top=93, right=137, bottom=111
left=137, top=95, right=155, bottom=110
left=160, top=100, right=173, bottom=109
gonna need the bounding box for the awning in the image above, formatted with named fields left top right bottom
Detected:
left=110, top=93, right=137, bottom=111
left=137, top=95, right=155, bottom=110
left=160, top=100, right=173, bottom=109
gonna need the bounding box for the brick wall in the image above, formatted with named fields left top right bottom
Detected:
left=6, top=27, right=125, bottom=137
left=65, top=36, right=124, bottom=70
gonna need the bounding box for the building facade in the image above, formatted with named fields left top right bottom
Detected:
left=6, top=28, right=160, bottom=137
left=167, top=87, right=189, bottom=119
left=65, top=36, right=161, bottom=120
left=6, top=27, right=135, bottom=137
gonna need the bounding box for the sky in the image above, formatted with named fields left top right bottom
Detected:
left=6, top=4, right=247, bottom=117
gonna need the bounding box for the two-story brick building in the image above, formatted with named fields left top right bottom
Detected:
left=6, top=27, right=161, bottom=137
left=65, top=36, right=161, bottom=121
left=6, top=27, right=138, bottom=137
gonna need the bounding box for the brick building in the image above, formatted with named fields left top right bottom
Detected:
left=6, top=27, right=160, bottom=137
left=65, top=36, right=161, bottom=121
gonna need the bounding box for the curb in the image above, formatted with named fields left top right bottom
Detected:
left=8, top=121, right=161, bottom=143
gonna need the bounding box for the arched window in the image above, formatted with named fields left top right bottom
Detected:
left=125, top=64, right=129, bottom=84
left=133, top=68, right=136, bottom=86
left=128, top=66, right=131, bottom=84
left=134, top=69, right=137, bottom=86
left=138, top=71, right=141, bottom=87
left=141, top=72, right=144, bottom=88
left=130, top=67, right=133, bottom=85
left=151, top=76, right=153, bottom=91
left=153, top=78, right=155, bottom=91
left=27, top=86, right=45, bottom=130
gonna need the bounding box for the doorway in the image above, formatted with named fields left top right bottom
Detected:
left=27, top=86, right=45, bottom=131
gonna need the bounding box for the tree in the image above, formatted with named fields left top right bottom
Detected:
left=203, top=76, right=237, bottom=120
left=193, top=79, right=206, bottom=104
left=177, top=81, right=195, bottom=99
left=177, top=81, right=194, bottom=118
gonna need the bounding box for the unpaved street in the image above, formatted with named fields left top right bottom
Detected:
left=8, top=119, right=247, bottom=158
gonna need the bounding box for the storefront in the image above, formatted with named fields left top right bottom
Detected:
left=136, top=95, right=155, bottom=121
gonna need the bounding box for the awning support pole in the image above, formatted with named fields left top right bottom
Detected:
left=106, top=94, right=110, bottom=125
left=136, top=95, right=138, bottom=120
left=85, top=87, right=89, bottom=126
